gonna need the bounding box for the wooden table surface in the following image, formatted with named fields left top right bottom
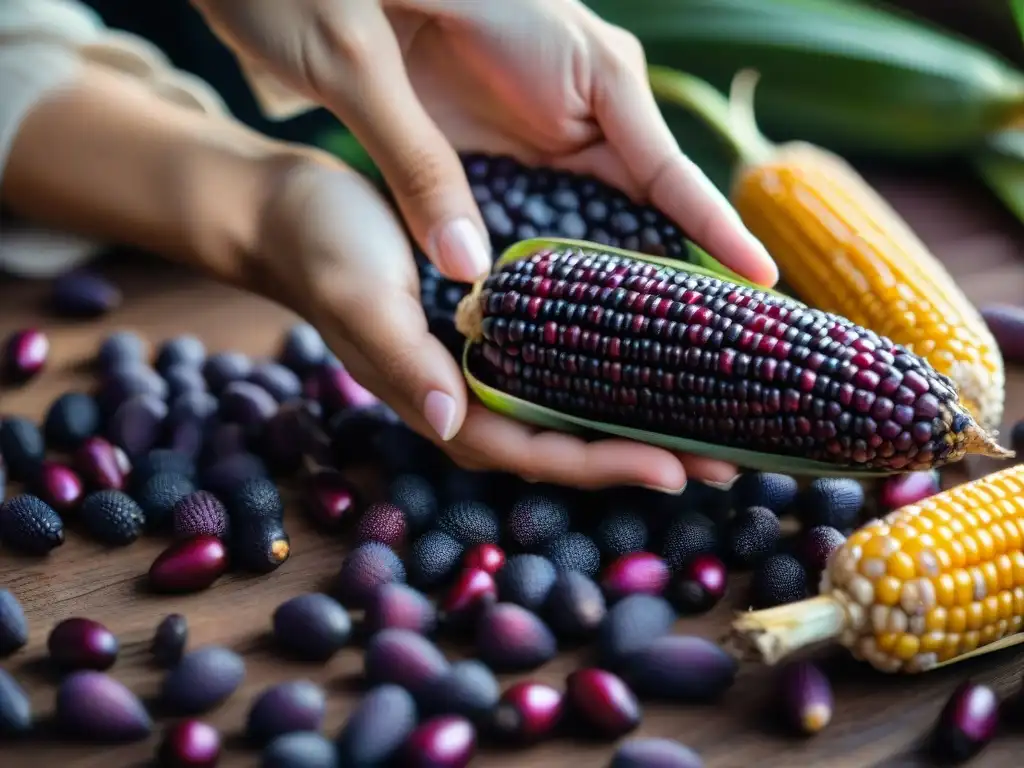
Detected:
left=1, top=166, right=1023, bottom=768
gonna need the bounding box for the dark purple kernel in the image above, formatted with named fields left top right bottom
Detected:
left=56, top=670, right=152, bottom=742
left=50, top=270, right=122, bottom=317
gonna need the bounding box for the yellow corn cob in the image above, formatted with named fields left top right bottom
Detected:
left=728, top=463, right=1024, bottom=674
left=649, top=67, right=1006, bottom=433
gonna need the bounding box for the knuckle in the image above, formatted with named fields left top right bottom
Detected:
left=603, top=27, right=645, bottom=72
left=319, top=16, right=376, bottom=70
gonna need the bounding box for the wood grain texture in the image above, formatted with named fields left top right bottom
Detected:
left=1, top=166, right=1022, bottom=767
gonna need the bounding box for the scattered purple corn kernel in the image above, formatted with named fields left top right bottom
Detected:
left=463, top=542, right=506, bottom=575
left=172, top=491, right=229, bottom=540
left=725, top=506, right=781, bottom=568
left=303, top=469, right=358, bottom=531
left=620, top=635, right=737, bottom=702
left=258, top=400, right=322, bottom=472
left=544, top=571, right=607, bottom=641
left=416, top=659, right=500, bottom=723
left=565, top=667, right=641, bottom=739
left=202, top=351, right=253, bottom=394
left=597, top=594, right=677, bottom=669
left=262, top=732, right=337, bottom=768
left=199, top=452, right=268, bottom=497
left=363, top=628, right=450, bottom=695
left=272, top=593, right=351, bottom=662
left=43, top=391, right=101, bottom=451
left=311, top=363, right=377, bottom=414
left=75, top=436, right=130, bottom=491
left=610, top=737, right=704, bottom=768
left=245, top=680, right=326, bottom=745
left=149, top=535, right=228, bottom=593
left=107, top=393, right=168, bottom=459
left=33, top=461, right=84, bottom=514
left=506, top=493, right=571, bottom=550
left=0, top=668, right=32, bottom=736
left=489, top=680, right=563, bottom=744
left=164, top=364, right=209, bottom=399
left=402, top=715, right=476, bottom=768
left=355, top=501, right=407, bottom=548
left=601, top=552, right=670, bottom=601
left=931, top=681, right=999, bottom=763
left=152, top=613, right=188, bottom=667
left=47, top=617, right=119, bottom=672
left=157, top=719, right=222, bottom=768
left=494, top=553, right=557, bottom=612
left=733, top=471, right=799, bottom=514
left=798, top=526, right=847, bottom=575
left=335, top=542, right=407, bottom=608
left=161, top=646, right=246, bottom=715
left=363, top=583, right=437, bottom=636
left=797, top=478, right=865, bottom=531
left=981, top=304, right=1024, bottom=363
left=98, top=364, right=168, bottom=414
left=249, top=361, right=303, bottom=403
left=335, top=684, right=417, bottom=766
left=386, top=473, right=438, bottom=534
left=776, top=660, right=833, bottom=736
left=1, top=328, right=48, bottom=384
left=155, top=335, right=207, bottom=374
left=50, top=269, right=121, bottom=317
left=475, top=602, right=557, bottom=672
left=219, top=380, right=278, bottom=435
left=0, top=494, right=65, bottom=555
left=879, top=470, right=940, bottom=511
left=0, top=417, right=45, bottom=482
left=134, top=449, right=197, bottom=485
left=56, top=670, right=152, bottom=742
left=200, top=422, right=247, bottom=465
left=276, top=323, right=326, bottom=377
left=137, top=472, right=197, bottom=531
left=442, top=568, right=497, bottom=625
left=0, top=589, right=29, bottom=656
left=409, top=529, right=465, bottom=590
left=96, top=331, right=147, bottom=372
left=661, top=512, right=718, bottom=571
left=667, top=554, right=727, bottom=614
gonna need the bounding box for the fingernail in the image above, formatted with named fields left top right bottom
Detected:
left=702, top=475, right=740, bottom=491
left=429, top=217, right=491, bottom=282
left=424, top=390, right=458, bottom=441
left=641, top=482, right=687, bottom=496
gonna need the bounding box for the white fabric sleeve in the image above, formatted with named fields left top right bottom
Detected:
left=0, top=0, right=229, bottom=278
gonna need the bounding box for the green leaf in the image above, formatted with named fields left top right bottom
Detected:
left=315, top=128, right=382, bottom=183
left=1010, top=0, right=1024, bottom=46
left=972, top=130, right=1024, bottom=225
left=460, top=237, right=898, bottom=479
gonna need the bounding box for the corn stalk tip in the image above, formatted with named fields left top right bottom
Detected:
left=454, top=278, right=488, bottom=342
left=964, top=423, right=1016, bottom=460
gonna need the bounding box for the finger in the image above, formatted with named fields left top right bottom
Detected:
left=307, top=0, right=492, bottom=283
left=677, top=454, right=740, bottom=488
left=589, top=26, right=779, bottom=287
left=452, top=403, right=689, bottom=492
left=327, top=281, right=470, bottom=444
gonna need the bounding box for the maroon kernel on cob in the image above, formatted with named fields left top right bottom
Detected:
left=455, top=245, right=1010, bottom=472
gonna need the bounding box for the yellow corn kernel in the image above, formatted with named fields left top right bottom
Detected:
left=731, top=143, right=1005, bottom=431
left=730, top=464, right=1024, bottom=674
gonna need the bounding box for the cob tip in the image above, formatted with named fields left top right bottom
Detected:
left=963, top=423, right=1015, bottom=460
left=455, top=278, right=488, bottom=343
left=724, top=595, right=848, bottom=666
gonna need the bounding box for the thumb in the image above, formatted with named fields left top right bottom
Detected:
left=331, top=285, right=470, bottom=443
left=304, top=1, right=492, bottom=284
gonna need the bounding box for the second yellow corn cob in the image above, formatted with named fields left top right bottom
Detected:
left=729, top=463, right=1024, bottom=674
left=650, top=68, right=1006, bottom=433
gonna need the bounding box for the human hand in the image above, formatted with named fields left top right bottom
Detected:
left=191, top=0, right=777, bottom=290
left=256, top=159, right=742, bottom=491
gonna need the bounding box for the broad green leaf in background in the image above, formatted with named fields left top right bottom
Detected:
left=973, top=130, right=1024, bottom=226
left=1010, top=0, right=1024, bottom=45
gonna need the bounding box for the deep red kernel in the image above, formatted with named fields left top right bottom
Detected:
left=402, top=715, right=476, bottom=768
left=48, top=618, right=119, bottom=671
left=304, top=469, right=358, bottom=531
left=462, top=543, right=506, bottom=575
left=148, top=536, right=228, bottom=593
left=932, top=681, right=998, bottom=763
left=442, top=568, right=497, bottom=620
left=75, top=437, right=129, bottom=491
left=355, top=502, right=407, bottom=549
left=157, top=719, right=222, bottom=767
left=601, top=552, right=670, bottom=600
left=880, top=471, right=940, bottom=510
left=36, top=461, right=85, bottom=513
left=670, top=554, right=727, bottom=614
left=565, top=668, right=641, bottom=738
left=1, top=328, right=49, bottom=383
left=490, top=681, right=563, bottom=743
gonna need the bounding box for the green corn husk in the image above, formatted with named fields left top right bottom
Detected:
left=455, top=237, right=1012, bottom=478
left=972, top=130, right=1024, bottom=225
left=584, top=0, right=1024, bottom=157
